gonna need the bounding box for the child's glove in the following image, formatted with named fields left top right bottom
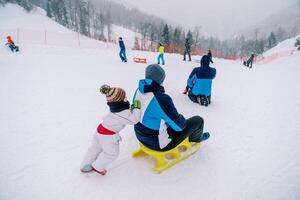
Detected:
left=131, top=100, right=141, bottom=110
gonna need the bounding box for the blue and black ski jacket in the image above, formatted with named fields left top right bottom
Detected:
left=119, top=40, right=125, bottom=50
left=133, top=79, right=186, bottom=150
left=187, top=55, right=216, bottom=96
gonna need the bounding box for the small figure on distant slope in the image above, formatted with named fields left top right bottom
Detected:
left=183, top=38, right=191, bottom=61
left=118, top=37, right=127, bottom=62
left=207, top=49, right=213, bottom=63
left=243, top=53, right=255, bottom=68
left=5, top=35, right=19, bottom=52
left=157, top=43, right=165, bottom=65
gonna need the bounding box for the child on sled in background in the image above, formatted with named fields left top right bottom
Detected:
left=6, top=36, right=19, bottom=52
left=80, top=85, right=141, bottom=175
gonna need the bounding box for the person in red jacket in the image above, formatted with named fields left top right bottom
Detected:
left=5, top=36, right=19, bottom=52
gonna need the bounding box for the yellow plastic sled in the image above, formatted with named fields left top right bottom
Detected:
left=132, top=138, right=200, bottom=173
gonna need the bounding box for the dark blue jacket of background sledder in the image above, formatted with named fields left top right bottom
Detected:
left=187, top=55, right=216, bottom=96
left=133, top=79, right=186, bottom=150
left=119, top=40, right=125, bottom=50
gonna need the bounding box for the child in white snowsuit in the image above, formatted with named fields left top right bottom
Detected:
left=80, top=85, right=141, bottom=175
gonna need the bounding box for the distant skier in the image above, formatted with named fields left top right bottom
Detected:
left=207, top=49, right=213, bottom=63
left=183, top=38, right=191, bottom=61
left=118, top=37, right=127, bottom=62
left=243, top=53, right=255, bottom=68
left=5, top=35, right=19, bottom=52
left=157, top=43, right=165, bottom=65
left=80, top=85, right=141, bottom=175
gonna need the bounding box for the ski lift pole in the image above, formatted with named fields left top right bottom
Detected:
left=17, top=28, right=20, bottom=43
left=44, top=30, right=47, bottom=45
left=78, top=32, right=80, bottom=47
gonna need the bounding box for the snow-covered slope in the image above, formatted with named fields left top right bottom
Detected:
left=0, top=4, right=72, bottom=32
left=1, top=4, right=300, bottom=200
left=263, top=35, right=299, bottom=56
left=0, top=3, right=137, bottom=49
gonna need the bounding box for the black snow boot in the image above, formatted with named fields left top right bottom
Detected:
left=197, top=96, right=209, bottom=107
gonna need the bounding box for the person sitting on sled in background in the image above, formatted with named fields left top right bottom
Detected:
left=5, top=35, right=19, bottom=52
left=133, top=64, right=210, bottom=152
left=182, top=55, right=216, bottom=106
left=243, top=53, right=255, bottom=68
left=157, top=43, right=165, bottom=65
left=118, top=37, right=127, bottom=62
left=80, top=85, right=141, bottom=175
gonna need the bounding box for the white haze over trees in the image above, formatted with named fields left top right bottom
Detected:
left=113, top=0, right=300, bottom=39
left=1, top=0, right=299, bottom=58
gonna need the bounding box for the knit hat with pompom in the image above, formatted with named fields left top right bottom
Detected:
left=99, top=84, right=126, bottom=102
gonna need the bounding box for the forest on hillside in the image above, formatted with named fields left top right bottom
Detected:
left=1, top=0, right=299, bottom=58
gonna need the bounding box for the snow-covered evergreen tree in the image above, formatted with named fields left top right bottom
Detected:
left=186, top=30, right=193, bottom=46
left=275, top=27, right=288, bottom=41
left=193, top=26, right=201, bottom=48
left=13, top=0, right=33, bottom=11
left=133, top=36, right=140, bottom=50
left=255, top=39, right=265, bottom=54
left=79, top=0, right=89, bottom=36
left=0, top=0, right=7, bottom=6
left=95, top=13, right=105, bottom=40
left=295, top=37, right=300, bottom=50
left=173, top=27, right=181, bottom=46
left=105, top=11, right=112, bottom=42
left=149, top=24, right=158, bottom=51
left=161, top=24, right=170, bottom=50
left=50, top=0, right=68, bottom=27
left=267, top=32, right=278, bottom=49
left=46, top=0, right=52, bottom=18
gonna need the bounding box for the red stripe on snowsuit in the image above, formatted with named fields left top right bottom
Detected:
left=97, top=124, right=115, bottom=135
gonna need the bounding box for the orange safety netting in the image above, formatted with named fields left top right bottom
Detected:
left=1, top=28, right=295, bottom=64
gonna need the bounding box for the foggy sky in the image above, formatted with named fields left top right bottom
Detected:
left=112, top=0, right=297, bottom=38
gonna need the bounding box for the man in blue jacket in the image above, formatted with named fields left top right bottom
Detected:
left=118, top=37, right=127, bottom=62
left=183, top=55, right=216, bottom=106
left=133, top=64, right=209, bottom=151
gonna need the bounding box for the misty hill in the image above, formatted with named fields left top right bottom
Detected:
left=0, top=3, right=139, bottom=50
left=240, top=1, right=300, bottom=39
left=1, top=0, right=299, bottom=58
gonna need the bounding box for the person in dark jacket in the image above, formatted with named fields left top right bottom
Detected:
left=183, top=55, right=216, bottom=106
left=207, top=49, right=213, bottom=63
left=183, top=38, right=191, bottom=61
left=243, top=53, right=255, bottom=68
left=118, top=37, right=127, bottom=62
left=133, top=64, right=209, bottom=151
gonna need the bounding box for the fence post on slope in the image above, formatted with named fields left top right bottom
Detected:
left=44, top=30, right=47, bottom=45
left=17, top=28, right=20, bottom=43
left=78, top=32, right=80, bottom=47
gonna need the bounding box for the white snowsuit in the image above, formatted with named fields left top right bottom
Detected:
left=81, top=108, right=140, bottom=171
